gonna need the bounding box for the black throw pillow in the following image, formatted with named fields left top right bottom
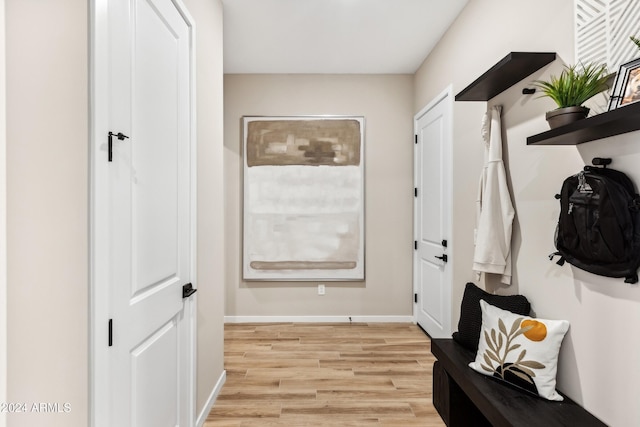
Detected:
left=452, top=282, right=531, bottom=352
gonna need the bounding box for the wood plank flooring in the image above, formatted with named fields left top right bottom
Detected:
left=204, top=323, right=446, bottom=426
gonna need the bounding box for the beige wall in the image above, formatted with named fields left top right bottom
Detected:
left=5, top=0, right=225, bottom=425
left=6, top=1, right=89, bottom=425
left=0, top=0, right=7, bottom=426
left=415, top=1, right=640, bottom=425
left=182, top=0, right=227, bottom=417
left=414, top=0, right=579, bottom=330
left=224, top=74, right=414, bottom=319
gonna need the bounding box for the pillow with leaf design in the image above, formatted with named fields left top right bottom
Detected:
left=468, top=300, right=570, bottom=401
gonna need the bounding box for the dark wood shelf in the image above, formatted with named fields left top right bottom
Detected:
left=455, top=52, right=556, bottom=101
left=527, top=101, right=640, bottom=145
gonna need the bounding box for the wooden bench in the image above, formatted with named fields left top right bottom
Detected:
left=431, top=338, right=607, bottom=427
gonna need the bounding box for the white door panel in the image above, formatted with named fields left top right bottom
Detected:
left=419, top=117, right=442, bottom=236
left=419, top=259, right=444, bottom=330
left=132, top=317, right=179, bottom=427
left=110, top=0, right=191, bottom=425
left=131, top=0, right=187, bottom=299
left=92, top=0, right=195, bottom=425
left=414, top=88, right=452, bottom=339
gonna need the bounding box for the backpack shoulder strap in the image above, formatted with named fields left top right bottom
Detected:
left=548, top=251, right=565, bottom=266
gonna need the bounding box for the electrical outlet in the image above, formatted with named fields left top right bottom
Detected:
left=318, top=284, right=325, bottom=295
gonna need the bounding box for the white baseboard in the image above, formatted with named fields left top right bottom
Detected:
left=224, top=315, right=414, bottom=323
left=195, top=370, right=226, bottom=427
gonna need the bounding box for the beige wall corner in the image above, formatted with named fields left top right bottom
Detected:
left=0, top=0, right=7, bottom=425
left=182, top=0, right=226, bottom=418
left=6, top=1, right=88, bottom=426
left=415, top=1, right=640, bottom=425
left=224, top=74, right=414, bottom=319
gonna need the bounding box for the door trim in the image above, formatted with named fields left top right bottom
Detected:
left=88, top=1, right=197, bottom=425
left=412, top=85, right=454, bottom=335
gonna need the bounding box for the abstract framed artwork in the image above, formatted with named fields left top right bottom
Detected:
left=575, top=0, right=640, bottom=73
left=242, top=116, right=365, bottom=281
left=608, top=57, right=640, bottom=110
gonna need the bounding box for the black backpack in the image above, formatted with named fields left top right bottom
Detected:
left=551, top=158, right=640, bottom=284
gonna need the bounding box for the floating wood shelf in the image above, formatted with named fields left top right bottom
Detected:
left=455, top=52, right=557, bottom=101
left=527, top=101, right=640, bottom=145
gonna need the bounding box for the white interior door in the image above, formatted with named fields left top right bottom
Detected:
left=414, top=88, right=452, bottom=339
left=91, top=0, right=195, bottom=426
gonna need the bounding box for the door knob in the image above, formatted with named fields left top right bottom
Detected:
left=182, top=283, right=197, bottom=298
left=434, top=254, right=448, bottom=262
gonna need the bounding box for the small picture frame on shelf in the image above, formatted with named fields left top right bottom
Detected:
left=608, top=57, right=640, bottom=110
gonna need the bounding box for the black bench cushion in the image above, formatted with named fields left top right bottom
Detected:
left=453, top=282, right=531, bottom=352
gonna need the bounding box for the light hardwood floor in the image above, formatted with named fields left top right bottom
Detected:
left=204, top=322, right=446, bottom=426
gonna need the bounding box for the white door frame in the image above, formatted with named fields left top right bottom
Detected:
left=413, top=85, right=454, bottom=335
left=88, top=1, right=197, bottom=425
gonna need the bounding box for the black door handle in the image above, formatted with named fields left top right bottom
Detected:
left=435, top=254, right=448, bottom=262
left=182, top=283, right=197, bottom=298
left=108, top=131, right=129, bottom=162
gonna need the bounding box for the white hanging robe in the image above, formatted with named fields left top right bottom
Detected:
left=473, top=106, right=515, bottom=285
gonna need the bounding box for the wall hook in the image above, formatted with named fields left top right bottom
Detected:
left=591, top=157, right=611, bottom=168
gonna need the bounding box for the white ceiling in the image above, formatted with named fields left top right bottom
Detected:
left=221, top=0, right=469, bottom=74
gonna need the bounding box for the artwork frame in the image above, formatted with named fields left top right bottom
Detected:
left=608, top=57, right=640, bottom=110
left=242, top=116, right=365, bottom=281
left=575, top=0, right=640, bottom=74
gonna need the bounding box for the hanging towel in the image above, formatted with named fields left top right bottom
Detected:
left=473, top=106, right=515, bottom=285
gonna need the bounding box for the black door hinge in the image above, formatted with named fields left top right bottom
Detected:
left=108, top=319, right=113, bottom=347
left=414, top=240, right=418, bottom=250
left=414, top=187, right=418, bottom=197
left=414, top=293, right=418, bottom=303
left=108, top=131, right=129, bottom=162
left=414, top=134, right=418, bottom=144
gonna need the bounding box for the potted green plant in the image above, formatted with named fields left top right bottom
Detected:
left=631, top=36, right=640, bottom=50
left=533, top=62, right=610, bottom=129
